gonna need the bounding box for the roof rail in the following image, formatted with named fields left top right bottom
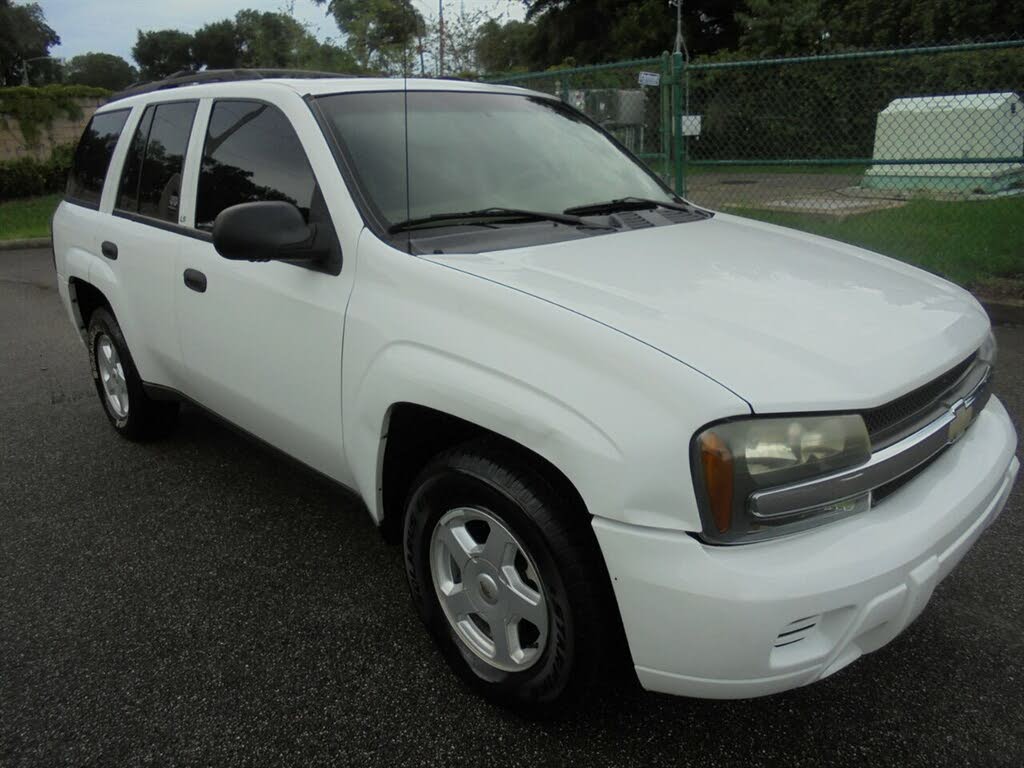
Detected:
left=108, top=68, right=355, bottom=102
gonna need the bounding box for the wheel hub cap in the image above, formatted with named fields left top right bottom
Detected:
left=429, top=506, right=549, bottom=672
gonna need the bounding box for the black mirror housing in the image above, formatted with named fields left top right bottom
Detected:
left=212, top=201, right=326, bottom=263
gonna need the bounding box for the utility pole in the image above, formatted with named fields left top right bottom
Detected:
left=671, top=0, right=684, bottom=57
left=438, top=0, right=445, bottom=76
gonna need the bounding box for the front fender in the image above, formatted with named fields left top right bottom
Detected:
left=343, top=233, right=749, bottom=532
left=351, top=340, right=623, bottom=523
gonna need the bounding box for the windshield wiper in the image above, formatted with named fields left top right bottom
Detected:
left=389, top=207, right=590, bottom=233
left=563, top=196, right=697, bottom=216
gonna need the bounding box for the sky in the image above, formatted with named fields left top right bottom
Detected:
left=42, top=0, right=525, bottom=65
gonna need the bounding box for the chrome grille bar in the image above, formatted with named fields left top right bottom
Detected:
left=749, top=363, right=992, bottom=521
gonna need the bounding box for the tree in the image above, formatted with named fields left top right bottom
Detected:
left=192, top=19, right=242, bottom=70
left=822, top=0, right=1024, bottom=50
left=234, top=9, right=308, bottom=68
left=523, top=0, right=744, bottom=68
left=230, top=10, right=360, bottom=72
left=65, top=52, right=137, bottom=90
left=732, top=0, right=1024, bottom=58
left=132, top=29, right=193, bottom=80
left=475, top=19, right=537, bottom=73
left=131, top=9, right=360, bottom=79
left=0, top=0, right=60, bottom=85
left=314, top=0, right=424, bottom=72
left=738, top=0, right=830, bottom=57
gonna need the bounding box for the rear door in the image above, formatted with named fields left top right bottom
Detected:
left=105, top=99, right=200, bottom=388
left=175, top=96, right=356, bottom=483
left=53, top=108, right=130, bottom=319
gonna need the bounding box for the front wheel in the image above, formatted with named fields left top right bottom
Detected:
left=403, top=439, right=627, bottom=713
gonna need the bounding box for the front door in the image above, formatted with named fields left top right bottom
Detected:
left=176, top=97, right=355, bottom=482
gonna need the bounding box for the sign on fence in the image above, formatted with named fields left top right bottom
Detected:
left=637, top=71, right=661, bottom=87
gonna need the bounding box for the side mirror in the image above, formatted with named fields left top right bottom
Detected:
left=212, top=200, right=327, bottom=263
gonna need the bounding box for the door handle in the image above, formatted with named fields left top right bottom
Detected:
left=101, top=241, right=118, bottom=260
left=183, top=268, right=207, bottom=293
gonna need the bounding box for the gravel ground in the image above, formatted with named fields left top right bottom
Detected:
left=2, top=248, right=1022, bottom=767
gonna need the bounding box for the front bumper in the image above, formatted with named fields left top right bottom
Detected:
left=594, top=396, right=1019, bottom=699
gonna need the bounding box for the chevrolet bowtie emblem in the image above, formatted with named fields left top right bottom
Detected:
left=947, top=400, right=974, bottom=444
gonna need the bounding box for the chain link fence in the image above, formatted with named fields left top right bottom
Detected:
left=487, top=57, right=673, bottom=179
left=489, top=40, right=1024, bottom=289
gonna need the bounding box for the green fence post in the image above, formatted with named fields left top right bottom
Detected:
left=672, top=51, right=685, bottom=196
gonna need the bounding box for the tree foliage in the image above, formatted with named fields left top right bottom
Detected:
left=475, top=20, right=536, bottom=73
left=523, top=0, right=743, bottom=67
left=130, top=10, right=361, bottom=81
left=192, top=20, right=242, bottom=70
left=132, top=29, right=194, bottom=80
left=0, top=0, right=60, bottom=85
left=314, top=0, right=423, bottom=72
left=739, top=0, right=1024, bottom=57
left=822, top=0, right=1024, bottom=50
left=64, top=52, right=137, bottom=90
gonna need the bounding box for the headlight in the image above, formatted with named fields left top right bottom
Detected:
left=693, top=415, right=871, bottom=544
left=979, top=330, right=997, bottom=368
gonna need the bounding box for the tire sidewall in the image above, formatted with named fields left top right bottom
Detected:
left=403, top=461, right=578, bottom=708
left=87, top=309, right=140, bottom=433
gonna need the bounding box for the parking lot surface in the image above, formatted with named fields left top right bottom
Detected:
left=2, top=247, right=1022, bottom=767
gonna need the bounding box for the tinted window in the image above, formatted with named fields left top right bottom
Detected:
left=196, top=100, right=315, bottom=230
left=66, top=110, right=129, bottom=207
left=116, top=107, right=154, bottom=213
left=117, top=101, right=198, bottom=223
left=317, top=91, right=672, bottom=226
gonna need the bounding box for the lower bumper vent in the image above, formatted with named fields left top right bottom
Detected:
left=774, top=615, right=821, bottom=648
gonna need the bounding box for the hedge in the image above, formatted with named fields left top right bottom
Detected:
left=0, top=144, right=73, bottom=201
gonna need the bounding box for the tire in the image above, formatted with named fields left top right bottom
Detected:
left=87, top=307, right=178, bottom=441
left=403, top=438, right=628, bottom=714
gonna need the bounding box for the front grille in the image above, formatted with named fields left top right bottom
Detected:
left=863, top=353, right=976, bottom=448
left=871, top=451, right=944, bottom=506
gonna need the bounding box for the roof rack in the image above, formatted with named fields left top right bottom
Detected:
left=108, top=68, right=354, bottom=102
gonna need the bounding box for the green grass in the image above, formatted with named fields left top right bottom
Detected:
left=730, top=197, right=1024, bottom=287
left=0, top=194, right=61, bottom=240
left=688, top=163, right=869, bottom=176
left=2, top=191, right=1019, bottom=291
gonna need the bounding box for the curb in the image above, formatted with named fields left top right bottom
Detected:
left=0, top=237, right=51, bottom=251
left=977, top=297, right=1024, bottom=327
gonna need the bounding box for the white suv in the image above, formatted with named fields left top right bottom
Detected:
left=53, top=71, right=1019, bottom=712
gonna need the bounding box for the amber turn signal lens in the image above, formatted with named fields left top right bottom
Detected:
left=699, top=431, right=735, bottom=533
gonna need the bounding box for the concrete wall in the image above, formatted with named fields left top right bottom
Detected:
left=0, top=97, right=105, bottom=161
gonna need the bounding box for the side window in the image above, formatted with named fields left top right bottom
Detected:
left=116, top=107, right=154, bottom=213
left=66, top=110, right=130, bottom=207
left=116, top=101, right=198, bottom=223
left=195, top=100, right=316, bottom=230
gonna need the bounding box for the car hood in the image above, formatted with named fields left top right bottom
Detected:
left=425, top=213, right=989, bottom=413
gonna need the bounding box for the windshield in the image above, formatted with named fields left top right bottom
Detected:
left=315, top=90, right=674, bottom=228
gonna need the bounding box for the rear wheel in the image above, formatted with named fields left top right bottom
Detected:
left=87, top=308, right=178, bottom=440
left=403, top=439, right=627, bottom=714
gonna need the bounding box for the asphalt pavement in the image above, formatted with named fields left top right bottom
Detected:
left=2, top=247, right=1022, bottom=767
